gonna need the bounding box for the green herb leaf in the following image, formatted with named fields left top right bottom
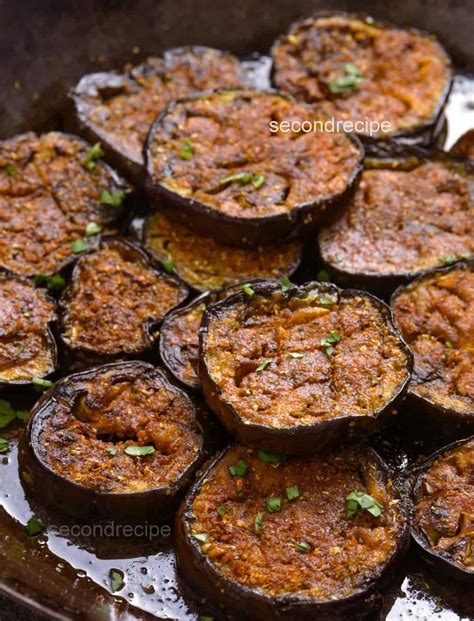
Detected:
left=318, top=294, right=336, bottom=306
left=280, top=276, right=292, bottom=293
left=85, top=222, right=102, bottom=237
left=345, top=490, right=384, bottom=518
left=286, top=485, right=300, bottom=501
left=83, top=142, right=104, bottom=170
left=266, top=496, right=282, bottom=513
left=296, top=541, right=312, bottom=553
left=441, top=254, right=457, bottom=265
left=256, top=358, right=273, bottom=372
left=217, top=505, right=228, bottom=517
left=71, top=239, right=89, bottom=254
left=179, top=139, right=193, bottom=160
left=26, top=517, right=46, bottom=536
left=288, top=352, right=305, bottom=359
left=193, top=533, right=209, bottom=543
left=22, top=309, right=30, bottom=318
left=110, top=569, right=124, bottom=593
left=0, top=400, right=17, bottom=428
left=254, top=512, right=264, bottom=534
left=321, top=330, right=342, bottom=355
left=32, top=377, right=53, bottom=392
left=220, top=171, right=251, bottom=185
left=100, top=188, right=125, bottom=207
left=125, top=445, right=155, bottom=457
left=258, top=449, right=287, bottom=465
left=0, top=437, right=9, bottom=454
left=4, top=163, right=17, bottom=178
left=241, top=283, right=255, bottom=297
left=445, top=340, right=454, bottom=349
left=34, top=272, right=66, bottom=291
left=329, top=64, right=362, bottom=94
left=229, top=459, right=248, bottom=477
left=251, top=174, right=266, bottom=189
left=106, top=447, right=118, bottom=456
left=162, top=257, right=175, bottom=273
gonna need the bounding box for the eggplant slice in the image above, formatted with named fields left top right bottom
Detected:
left=143, top=212, right=303, bottom=292
left=410, top=436, right=474, bottom=581
left=19, top=361, right=205, bottom=522
left=317, top=150, right=474, bottom=295
left=271, top=12, right=452, bottom=145
left=391, top=260, right=474, bottom=426
left=199, top=280, right=411, bottom=454
left=145, top=89, right=364, bottom=247
left=177, top=444, right=409, bottom=621
left=450, top=129, right=474, bottom=160
left=59, top=239, right=188, bottom=362
left=159, top=284, right=253, bottom=390
left=0, top=274, right=57, bottom=386
left=0, top=131, right=129, bottom=277
left=69, top=47, right=248, bottom=184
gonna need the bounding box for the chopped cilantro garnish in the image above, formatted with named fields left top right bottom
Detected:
left=83, top=142, right=104, bottom=170
left=288, top=352, right=305, bottom=359
left=320, top=330, right=342, bottom=356
left=34, top=272, right=66, bottom=291
left=71, top=239, right=89, bottom=254
left=280, top=276, right=292, bottom=293
left=100, top=188, right=125, bottom=207
left=26, top=517, right=46, bottom=536
left=254, top=512, right=264, bottom=534
left=32, top=377, right=53, bottom=392
left=258, top=449, right=287, bottom=465
left=220, top=171, right=252, bottom=185
left=296, top=541, right=312, bottom=553
left=179, top=139, right=193, bottom=160
left=329, top=63, right=362, bottom=94
left=193, top=533, right=209, bottom=543
left=110, top=569, right=124, bottom=593
left=162, top=257, right=175, bottom=273
left=4, top=163, right=17, bottom=178
left=345, top=490, right=384, bottom=518
left=229, top=459, right=248, bottom=477
left=251, top=174, right=266, bottom=189
left=266, top=496, right=282, bottom=513
left=286, top=485, right=300, bottom=501
left=85, top=222, right=101, bottom=237
left=0, top=437, right=9, bottom=454
left=106, top=447, right=118, bottom=456
left=256, top=358, right=273, bottom=372
left=217, top=505, right=228, bottom=517
left=241, top=283, right=255, bottom=297
left=124, top=445, right=155, bottom=456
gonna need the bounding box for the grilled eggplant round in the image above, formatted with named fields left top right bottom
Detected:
left=317, top=151, right=474, bottom=296
left=0, top=131, right=129, bottom=277
left=391, top=260, right=474, bottom=429
left=145, top=89, right=364, bottom=247
left=143, top=212, right=303, bottom=292
left=199, top=280, right=411, bottom=454
left=69, top=47, right=247, bottom=184
left=176, top=443, right=409, bottom=621
left=59, top=239, right=188, bottom=365
left=410, top=436, right=474, bottom=581
left=19, top=361, right=205, bottom=522
left=271, top=12, right=452, bottom=146
left=450, top=130, right=474, bottom=160
left=0, top=274, right=57, bottom=386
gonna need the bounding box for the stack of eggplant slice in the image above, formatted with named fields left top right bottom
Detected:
left=1, top=10, right=472, bottom=621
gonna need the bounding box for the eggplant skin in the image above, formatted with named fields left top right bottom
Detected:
left=19, top=361, right=206, bottom=523
left=176, top=445, right=409, bottom=621
left=409, top=436, right=474, bottom=582
left=198, top=280, right=412, bottom=455
left=0, top=274, right=57, bottom=387
left=68, top=47, right=248, bottom=185
left=390, top=259, right=474, bottom=431
left=145, top=89, right=364, bottom=248
left=317, top=149, right=474, bottom=298
left=271, top=11, right=453, bottom=147
left=58, top=238, right=189, bottom=365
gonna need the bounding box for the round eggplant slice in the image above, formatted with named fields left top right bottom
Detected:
left=317, top=152, right=474, bottom=295
left=143, top=212, right=303, bottom=292
left=450, top=129, right=474, bottom=160
left=0, top=131, right=129, bottom=277
left=271, top=12, right=452, bottom=145
left=145, top=89, right=363, bottom=247
left=391, top=260, right=474, bottom=427
left=176, top=444, right=409, bottom=621
left=410, top=436, right=474, bottom=581
left=199, top=280, right=411, bottom=454
left=59, top=239, right=188, bottom=361
left=19, top=361, right=205, bottom=522
left=69, top=47, right=247, bottom=184
left=0, top=274, right=56, bottom=386
left=160, top=284, right=253, bottom=390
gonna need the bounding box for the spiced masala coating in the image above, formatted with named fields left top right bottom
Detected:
left=183, top=445, right=406, bottom=601
left=146, top=90, right=362, bottom=220
left=33, top=363, right=202, bottom=493
left=392, top=263, right=474, bottom=417
left=412, top=438, right=474, bottom=573
left=201, top=283, right=409, bottom=429
left=272, top=13, right=451, bottom=139
left=71, top=47, right=247, bottom=169
left=0, top=276, right=56, bottom=383
left=144, top=212, right=302, bottom=291
left=0, top=132, right=127, bottom=276
left=450, top=130, right=474, bottom=160
left=318, top=160, right=474, bottom=279
left=60, top=241, right=187, bottom=356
